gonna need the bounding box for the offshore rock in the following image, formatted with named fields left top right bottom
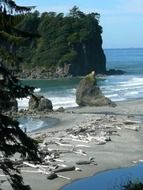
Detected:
left=76, top=71, right=116, bottom=107
left=28, top=95, right=53, bottom=112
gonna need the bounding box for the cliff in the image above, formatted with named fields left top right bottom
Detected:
left=17, top=7, right=106, bottom=78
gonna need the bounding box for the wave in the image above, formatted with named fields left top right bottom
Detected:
left=101, top=76, right=143, bottom=102
left=17, top=93, right=78, bottom=111
left=34, top=88, right=41, bottom=92
left=17, top=97, right=30, bottom=110
left=17, top=76, right=143, bottom=111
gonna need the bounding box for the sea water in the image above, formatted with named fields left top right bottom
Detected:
left=61, top=163, right=143, bottom=190
left=19, top=48, right=143, bottom=110
left=60, top=48, right=143, bottom=190
left=18, top=48, right=143, bottom=131
left=19, top=49, right=143, bottom=188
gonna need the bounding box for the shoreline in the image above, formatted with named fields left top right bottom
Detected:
left=31, top=99, right=143, bottom=190
left=1, top=99, right=143, bottom=190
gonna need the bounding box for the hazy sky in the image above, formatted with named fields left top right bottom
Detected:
left=17, top=0, right=143, bottom=48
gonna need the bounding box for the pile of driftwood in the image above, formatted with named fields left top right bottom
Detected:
left=3, top=115, right=140, bottom=181
left=27, top=115, right=141, bottom=180
left=26, top=116, right=120, bottom=179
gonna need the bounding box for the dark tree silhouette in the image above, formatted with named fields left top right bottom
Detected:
left=0, top=1, right=41, bottom=189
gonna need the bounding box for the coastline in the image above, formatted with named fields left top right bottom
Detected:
left=30, top=99, right=143, bottom=190
left=1, top=99, right=143, bottom=190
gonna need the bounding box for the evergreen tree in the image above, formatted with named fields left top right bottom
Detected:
left=19, top=6, right=106, bottom=76
left=0, top=1, right=40, bottom=189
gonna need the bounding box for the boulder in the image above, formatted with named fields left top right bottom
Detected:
left=28, top=95, right=53, bottom=112
left=56, top=107, right=65, bottom=112
left=76, top=71, right=116, bottom=107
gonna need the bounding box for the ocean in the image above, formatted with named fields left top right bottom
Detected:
left=19, top=48, right=143, bottom=188
left=61, top=163, right=143, bottom=190
left=18, top=48, right=143, bottom=132
left=18, top=48, right=143, bottom=110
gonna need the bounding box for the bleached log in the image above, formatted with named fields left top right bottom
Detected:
left=23, top=162, right=38, bottom=168
left=96, top=141, right=106, bottom=145
left=124, top=125, right=140, bottom=131
left=76, top=144, right=91, bottom=148
left=73, top=149, right=87, bottom=156
left=57, top=174, right=71, bottom=180
left=57, top=164, right=68, bottom=167
left=69, top=134, right=79, bottom=139
left=54, top=158, right=65, bottom=162
left=75, top=167, right=82, bottom=171
left=23, top=162, right=53, bottom=172
left=71, top=139, right=89, bottom=143
left=86, top=133, right=96, bottom=141
left=55, top=142, right=73, bottom=147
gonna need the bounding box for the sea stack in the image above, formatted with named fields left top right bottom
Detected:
left=76, top=71, right=116, bottom=107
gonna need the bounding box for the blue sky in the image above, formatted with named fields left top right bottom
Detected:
left=17, top=0, right=143, bottom=48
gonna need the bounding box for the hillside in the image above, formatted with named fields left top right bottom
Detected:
left=17, top=6, right=106, bottom=78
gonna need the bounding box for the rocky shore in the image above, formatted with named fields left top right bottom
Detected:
left=16, top=68, right=125, bottom=80
left=1, top=99, right=143, bottom=190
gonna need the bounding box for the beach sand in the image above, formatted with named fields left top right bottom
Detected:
left=1, top=99, right=143, bottom=190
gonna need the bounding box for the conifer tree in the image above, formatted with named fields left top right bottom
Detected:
left=0, top=1, right=40, bottom=189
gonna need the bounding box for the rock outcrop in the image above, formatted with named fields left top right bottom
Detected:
left=76, top=71, right=116, bottom=107
left=28, top=95, right=53, bottom=112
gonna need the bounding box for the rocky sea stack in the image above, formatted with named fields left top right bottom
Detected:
left=76, top=71, right=116, bottom=107
left=28, top=95, right=53, bottom=112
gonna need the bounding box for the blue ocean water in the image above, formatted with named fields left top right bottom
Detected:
left=18, top=48, right=143, bottom=189
left=61, top=163, right=143, bottom=190
left=18, top=48, right=143, bottom=131
left=18, top=48, right=143, bottom=110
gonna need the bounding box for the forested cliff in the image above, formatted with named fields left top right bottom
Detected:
left=17, top=7, right=106, bottom=78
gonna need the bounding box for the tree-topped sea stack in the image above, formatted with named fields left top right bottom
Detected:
left=17, top=6, right=106, bottom=77
left=76, top=71, right=116, bottom=107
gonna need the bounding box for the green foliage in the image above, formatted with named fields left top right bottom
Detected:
left=0, top=1, right=41, bottom=190
left=123, top=180, right=143, bottom=190
left=17, top=6, right=106, bottom=75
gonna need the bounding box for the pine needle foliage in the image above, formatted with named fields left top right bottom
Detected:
left=0, top=1, right=41, bottom=189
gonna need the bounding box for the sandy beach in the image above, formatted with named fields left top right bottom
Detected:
left=1, top=99, right=143, bottom=190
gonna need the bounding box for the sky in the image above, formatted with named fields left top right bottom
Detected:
left=17, top=0, right=143, bottom=49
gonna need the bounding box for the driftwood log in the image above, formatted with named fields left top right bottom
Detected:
left=54, top=166, right=75, bottom=173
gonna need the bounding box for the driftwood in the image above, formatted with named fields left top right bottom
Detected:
left=55, top=142, right=73, bottom=147
left=124, top=125, right=140, bottom=131
left=54, top=166, right=75, bottom=173
left=76, top=144, right=91, bottom=148
left=71, top=138, right=89, bottom=143
left=23, top=162, right=71, bottom=180
left=73, top=149, right=87, bottom=156
left=76, top=158, right=97, bottom=165
left=76, top=160, right=92, bottom=165
left=47, top=172, right=57, bottom=179
left=124, top=120, right=141, bottom=125
left=54, top=158, right=65, bottom=162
